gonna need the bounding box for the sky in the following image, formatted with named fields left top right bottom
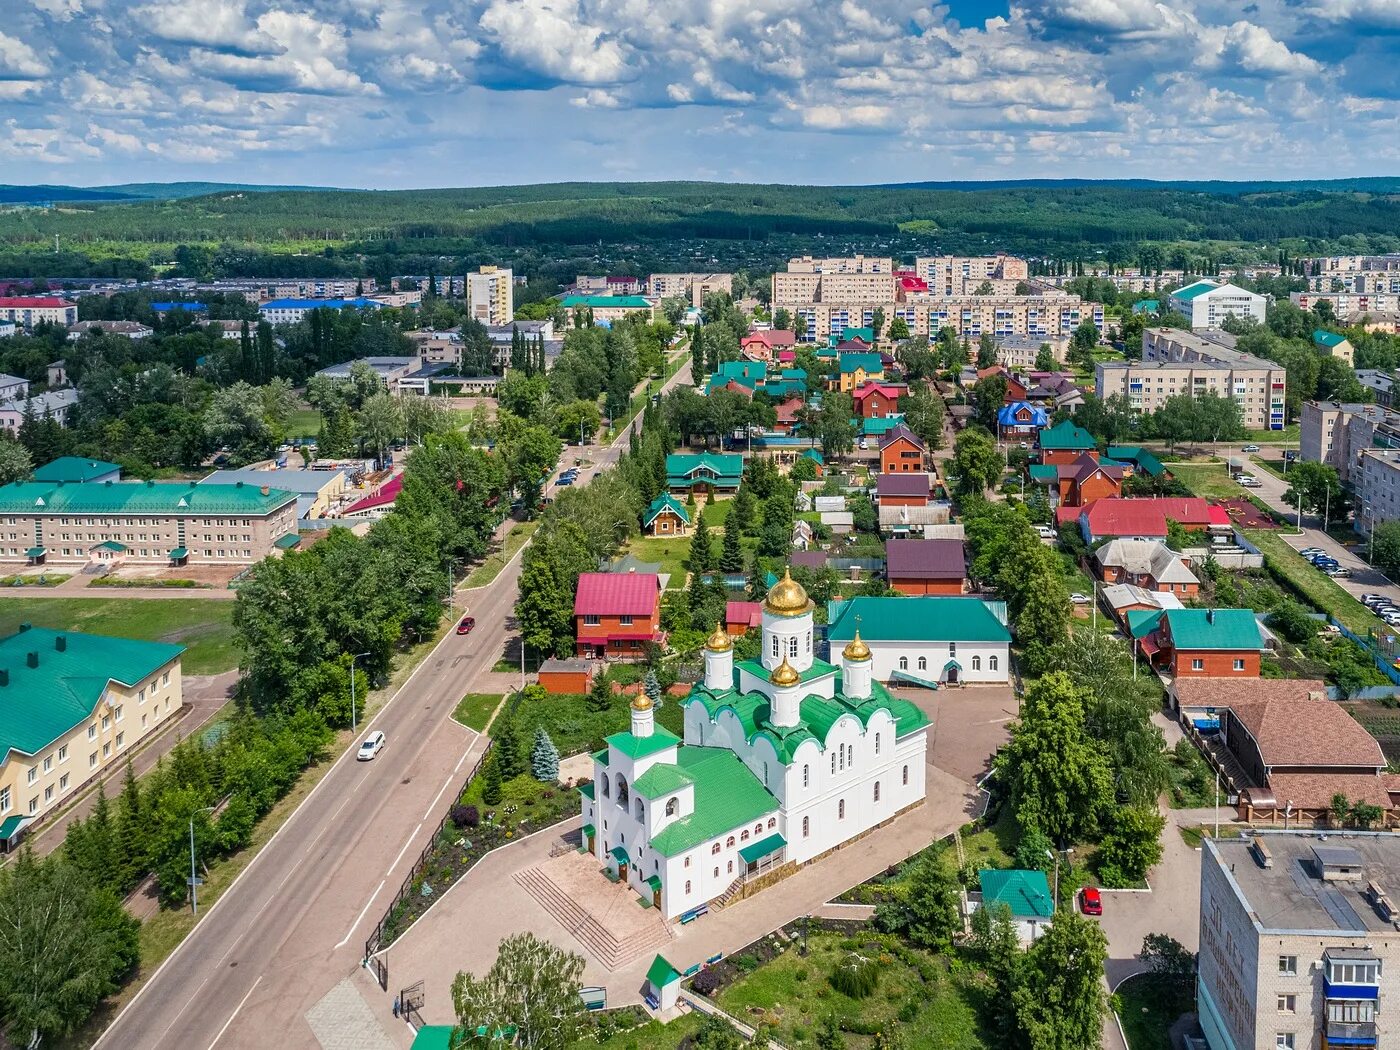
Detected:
left=0, top=0, right=1397, bottom=189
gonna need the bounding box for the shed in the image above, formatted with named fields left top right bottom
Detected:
left=538, top=658, right=594, bottom=695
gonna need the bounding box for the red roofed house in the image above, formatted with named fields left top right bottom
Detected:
left=852, top=382, right=908, bottom=419
left=574, top=572, right=663, bottom=660
left=885, top=538, right=966, bottom=595
left=1057, top=453, right=1123, bottom=509
left=741, top=329, right=796, bottom=362
left=0, top=297, right=78, bottom=327
left=976, top=366, right=1027, bottom=403
left=879, top=424, right=926, bottom=474
left=1153, top=497, right=1213, bottom=531
left=876, top=472, right=932, bottom=507
left=1075, top=498, right=1169, bottom=543
left=725, top=600, right=763, bottom=637
left=774, top=396, right=805, bottom=434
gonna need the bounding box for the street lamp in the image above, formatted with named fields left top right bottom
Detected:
left=189, top=804, right=217, bottom=915
left=1045, top=847, right=1074, bottom=912
left=349, top=651, right=370, bottom=732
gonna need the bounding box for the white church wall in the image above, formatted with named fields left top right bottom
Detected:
left=866, top=639, right=1009, bottom=683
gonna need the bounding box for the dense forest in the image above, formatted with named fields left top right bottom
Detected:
left=2, top=179, right=1399, bottom=283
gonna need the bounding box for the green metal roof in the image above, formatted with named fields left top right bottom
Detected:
left=94, top=540, right=126, bottom=552
left=838, top=353, right=883, bottom=374
left=647, top=747, right=778, bottom=857
left=274, top=533, right=301, bottom=550
left=581, top=822, right=595, bottom=837
left=738, top=832, right=786, bottom=865
left=1126, top=609, right=1163, bottom=639
left=1314, top=329, right=1347, bottom=348
left=1105, top=446, right=1167, bottom=478
left=605, top=726, right=682, bottom=760
left=645, top=874, right=662, bottom=892
left=828, top=597, right=1012, bottom=644
left=561, top=295, right=651, bottom=309
left=801, top=449, right=824, bottom=464
left=979, top=869, right=1054, bottom=919
left=633, top=762, right=694, bottom=798
left=0, top=481, right=297, bottom=516
left=577, top=782, right=595, bottom=801
left=665, top=453, right=743, bottom=481
left=1171, top=280, right=1219, bottom=301
left=860, top=416, right=907, bottom=436
left=735, top=658, right=836, bottom=686
left=23, top=547, right=43, bottom=558
left=0, top=815, right=24, bottom=840
left=610, top=845, right=632, bottom=864
left=0, top=627, right=184, bottom=764
left=32, top=457, right=120, bottom=483
left=644, top=494, right=691, bottom=528
left=841, top=327, right=875, bottom=343
left=168, top=547, right=188, bottom=559
left=410, top=1026, right=456, bottom=1050
left=1028, top=464, right=1059, bottom=483
left=592, top=747, right=609, bottom=768
left=646, top=954, right=682, bottom=988
left=1038, top=420, right=1096, bottom=450
left=1163, top=609, right=1262, bottom=651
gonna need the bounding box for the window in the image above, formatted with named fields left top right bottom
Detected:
left=727, top=860, right=733, bottom=874
left=27, top=798, right=36, bottom=814
left=42, top=756, right=51, bottom=773
left=1326, top=959, right=1380, bottom=985
left=831, top=753, right=837, bottom=775
left=772, top=636, right=780, bottom=659
left=57, top=745, right=66, bottom=762
left=1328, top=1000, right=1375, bottom=1024
left=989, top=655, right=998, bottom=672
left=917, top=656, right=927, bottom=671
left=874, top=782, right=881, bottom=803
left=115, top=732, right=124, bottom=749
left=1275, top=1036, right=1294, bottom=1050
left=713, top=867, right=719, bottom=878
left=1276, top=995, right=1295, bottom=1013
left=803, top=764, right=809, bottom=787
left=788, top=636, right=798, bottom=658
left=949, top=642, right=956, bottom=657
left=846, top=744, right=853, bottom=767
left=162, top=671, right=169, bottom=687
left=618, top=615, right=633, bottom=626
left=838, top=799, right=846, bottom=819
left=26, top=768, right=35, bottom=785
left=712, top=843, right=720, bottom=855
left=874, top=733, right=881, bottom=756
left=584, top=615, right=600, bottom=626
left=1278, top=956, right=1297, bottom=976
left=685, top=880, right=691, bottom=895
left=741, top=830, right=749, bottom=841
left=43, top=785, right=52, bottom=802
left=1233, top=659, right=1246, bottom=671
left=601, top=777, right=610, bottom=797
left=138, top=688, right=146, bottom=704
left=903, top=764, right=909, bottom=786
left=802, top=816, right=810, bottom=838
left=898, top=656, right=908, bottom=670
left=89, top=752, right=97, bottom=768
left=102, top=714, right=110, bottom=730
left=103, top=743, right=110, bottom=758
left=665, top=797, right=678, bottom=817
left=634, top=798, right=643, bottom=820
left=768, top=817, right=776, bottom=829
left=58, top=774, right=67, bottom=790
left=726, top=836, right=735, bottom=847
left=1191, top=658, right=1204, bottom=671
left=971, top=656, right=981, bottom=671
left=0, top=787, right=8, bottom=813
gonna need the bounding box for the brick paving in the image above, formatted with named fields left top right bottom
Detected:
left=305, top=978, right=396, bottom=1050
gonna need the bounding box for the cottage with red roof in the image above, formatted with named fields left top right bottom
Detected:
left=852, top=381, right=907, bottom=419
left=885, top=538, right=966, bottom=595
left=879, top=424, right=925, bottom=474
left=976, top=366, right=1028, bottom=403
left=741, top=329, right=796, bottom=362
left=574, top=572, right=663, bottom=659
left=1071, top=497, right=1214, bottom=543
left=724, top=600, right=763, bottom=637
left=774, top=396, right=805, bottom=434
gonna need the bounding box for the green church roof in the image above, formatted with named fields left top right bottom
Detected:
left=827, top=597, right=1012, bottom=644
left=633, top=762, right=694, bottom=798
left=646, top=955, right=683, bottom=988
left=647, top=747, right=778, bottom=857
left=605, top=726, right=682, bottom=760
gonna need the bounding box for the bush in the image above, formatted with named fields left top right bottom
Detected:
left=829, top=954, right=881, bottom=999
left=691, top=968, right=723, bottom=997
left=451, top=804, right=480, bottom=828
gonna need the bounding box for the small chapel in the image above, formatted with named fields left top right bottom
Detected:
left=578, top=569, right=930, bottom=920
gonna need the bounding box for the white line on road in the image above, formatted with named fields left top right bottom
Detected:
left=422, top=771, right=458, bottom=822
left=335, top=880, right=386, bottom=949
left=387, top=824, right=422, bottom=876
left=206, top=975, right=261, bottom=1050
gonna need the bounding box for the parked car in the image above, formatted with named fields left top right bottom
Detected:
left=1242, top=444, right=1261, bottom=453
left=1080, top=887, right=1103, bottom=916
left=1326, top=567, right=1352, bottom=578
left=1070, top=592, right=1091, bottom=604
left=1035, top=525, right=1057, bottom=539
left=556, top=476, right=575, bottom=487
left=1361, top=593, right=1386, bottom=605
left=356, top=730, right=386, bottom=761
left=456, top=616, right=476, bottom=636
left=1299, top=548, right=1325, bottom=557
left=1237, top=475, right=1261, bottom=488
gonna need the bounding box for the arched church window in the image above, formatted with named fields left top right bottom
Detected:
left=666, top=797, right=678, bottom=817
left=899, top=656, right=908, bottom=670
left=917, top=657, right=926, bottom=671
left=989, top=655, right=999, bottom=671
left=972, top=656, right=981, bottom=671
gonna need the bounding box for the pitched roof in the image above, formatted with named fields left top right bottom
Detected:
left=1313, top=329, right=1348, bottom=348
left=1173, top=677, right=1326, bottom=709
left=742, top=330, right=795, bottom=348
left=560, top=295, right=651, bottom=308
left=1155, top=497, right=1212, bottom=526
left=0, top=480, right=297, bottom=515
left=646, top=955, right=683, bottom=988
left=876, top=473, right=931, bottom=497
left=1081, top=498, right=1168, bottom=538
left=573, top=572, right=660, bottom=616
left=878, top=424, right=924, bottom=451
left=605, top=725, right=681, bottom=760
left=1163, top=608, right=1262, bottom=651
left=885, top=538, right=965, bottom=580
left=726, top=600, right=762, bottom=628
left=0, top=297, right=70, bottom=308
left=664, top=453, right=743, bottom=481
left=852, top=382, right=907, bottom=402
left=827, top=596, right=1010, bottom=643
left=633, top=762, right=695, bottom=798
left=1100, top=583, right=1183, bottom=614
left=32, top=457, right=120, bottom=483
left=1104, top=446, right=1167, bottom=478
left=1061, top=452, right=1123, bottom=486
left=996, top=401, right=1049, bottom=428
left=646, top=747, right=779, bottom=856
left=644, top=494, right=690, bottom=528
left=1171, top=279, right=1221, bottom=301
left=1228, top=695, right=1384, bottom=770
left=838, top=352, right=883, bottom=374
left=0, top=627, right=184, bottom=763
left=1094, top=539, right=1198, bottom=585
left=980, top=869, right=1054, bottom=920
left=1253, top=772, right=1397, bottom=810
left=1038, top=419, right=1096, bottom=450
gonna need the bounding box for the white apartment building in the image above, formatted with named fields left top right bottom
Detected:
left=1303, top=255, right=1400, bottom=294
left=466, top=266, right=513, bottom=326
left=1354, top=447, right=1400, bottom=534
left=1198, top=832, right=1400, bottom=1050
left=1169, top=280, right=1267, bottom=330
left=913, top=255, right=1029, bottom=295
left=0, top=298, right=78, bottom=327
left=648, top=273, right=733, bottom=308
left=1300, top=401, right=1400, bottom=482
left=1292, top=291, right=1400, bottom=321
left=788, top=294, right=1101, bottom=343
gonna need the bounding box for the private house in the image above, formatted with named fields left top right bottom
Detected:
left=579, top=572, right=929, bottom=920
left=67, top=320, right=152, bottom=341
left=859, top=416, right=909, bottom=442
left=0, top=626, right=184, bottom=848
left=706, top=360, right=767, bottom=396
left=1100, top=584, right=1184, bottom=630
left=643, top=494, right=690, bottom=537
left=976, top=869, right=1053, bottom=943
left=852, top=382, right=907, bottom=419
left=996, top=401, right=1048, bottom=441
left=878, top=503, right=952, bottom=537
left=876, top=473, right=932, bottom=507
left=1103, top=446, right=1169, bottom=480
left=1138, top=608, right=1263, bottom=678
left=827, top=596, right=1011, bottom=685
left=774, top=397, right=804, bottom=434
left=977, top=365, right=1028, bottom=403
left=879, top=425, right=926, bottom=474
left=1313, top=329, right=1355, bottom=365
left=725, top=601, right=763, bottom=637
left=665, top=454, right=743, bottom=496
left=573, top=573, right=663, bottom=660
left=885, top=538, right=966, bottom=595
left=741, top=329, right=796, bottom=361
left=1094, top=539, right=1200, bottom=596
left=538, top=658, right=595, bottom=696
left=1074, top=497, right=1214, bottom=543
left=1037, top=419, right=1096, bottom=466
left=835, top=352, right=884, bottom=393
left=1056, top=453, right=1123, bottom=509
left=32, top=457, right=121, bottom=485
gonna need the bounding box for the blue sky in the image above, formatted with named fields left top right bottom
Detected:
left=0, top=0, right=1396, bottom=188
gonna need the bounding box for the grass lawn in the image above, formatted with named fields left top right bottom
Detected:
left=465, top=520, right=540, bottom=588
left=1168, top=463, right=1240, bottom=500
left=620, top=536, right=693, bottom=586
left=1243, top=424, right=1299, bottom=443
left=572, top=1012, right=705, bottom=1050
left=287, top=407, right=322, bottom=439
left=699, top=498, right=734, bottom=527
left=716, top=930, right=990, bottom=1049
left=0, top=598, right=239, bottom=675
left=1246, top=530, right=1384, bottom=636
left=505, top=688, right=684, bottom=759
left=959, top=806, right=1018, bottom=871
left=453, top=692, right=503, bottom=732
left=1250, top=455, right=1289, bottom=481
left=1115, top=972, right=1194, bottom=1050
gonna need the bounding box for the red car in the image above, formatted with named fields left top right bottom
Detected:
left=1080, top=887, right=1103, bottom=916
left=456, top=616, right=476, bottom=636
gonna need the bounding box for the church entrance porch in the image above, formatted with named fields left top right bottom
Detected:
left=942, top=660, right=961, bottom=685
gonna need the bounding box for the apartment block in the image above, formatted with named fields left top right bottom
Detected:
left=1303, top=254, right=1400, bottom=294
left=466, top=266, right=514, bottom=326
left=1300, top=401, right=1400, bottom=482
left=1292, top=291, right=1400, bottom=321
left=648, top=273, right=733, bottom=308
left=789, top=295, right=1101, bottom=343
left=1198, top=832, right=1400, bottom=1050
left=0, top=298, right=77, bottom=327
left=771, top=257, right=895, bottom=306
left=1354, top=447, right=1400, bottom=534
left=913, top=255, right=1029, bottom=295
left=1169, top=280, right=1267, bottom=330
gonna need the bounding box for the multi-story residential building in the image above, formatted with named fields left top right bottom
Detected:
left=0, top=480, right=298, bottom=566
left=0, top=375, right=28, bottom=402
left=771, top=257, right=896, bottom=307
left=1097, top=329, right=1287, bottom=431
left=67, top=320, right=153, bottom=341
left=0, top=297, right=77, bottom=327
left=1291, top=291, right=1400, bottom=321
left=258, top=298, right=385, bottom=325
left=1300, top=401, right=1400, bottom=482
left=1353, top=447, right=1400, bottom=535
left=913, top=255, right=1029, bottom=295
left=1302, top=253, right=1400, bottom=293
left=1198, top=831, right=1400, bottom=1050
left=1357, top=370, right=1396, bottom=406
left=0, top=626, right=184, bottom=846
left=466, top=266, right=514, bottom=326
left=0, top=322, right=15, bottom=339
left=1168, top=280, right=1267, bottom=330
left=0, top=389, right=78, bottom=433
left=792, top=294, right=1101, bottom=343
left=648, top=273, right=733, bottom=308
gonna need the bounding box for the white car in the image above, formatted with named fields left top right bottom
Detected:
left=357, top=730, right=386, bottom=761
left=1070, top=592, right=1091, bottom=604
left=1036, top=525, right=1057, bottom=540
left=1237, top=475, right=1261, bottom=487
left=1242, top=444, right=1261, bottom=453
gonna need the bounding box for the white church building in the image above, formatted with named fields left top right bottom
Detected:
left=578, top=570, right=930, bottom=921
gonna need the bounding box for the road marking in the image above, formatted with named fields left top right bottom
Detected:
left=387, top=824, right=422, bottom=876
left=206, top=976, right=261, bottom=1050
left=335, top=880, right=386, bottom=949
left=422, top=771, right=458, bottom=821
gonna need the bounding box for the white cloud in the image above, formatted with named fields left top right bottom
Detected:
left=133, top=0, right=278, bottom=53
left=477, top=0, right=630, bottom=84
left=1202, top=21, right=1323, bottom=77
left=0, top=31, right=50, bottom=77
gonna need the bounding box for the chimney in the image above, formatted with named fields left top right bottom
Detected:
left=18, top=622, right=30, bottom=633
left=26, top=651, right=37, bottom=668
left=260, top=485, right=270, bottom=496
left=55, top=635, right=65, bottom=652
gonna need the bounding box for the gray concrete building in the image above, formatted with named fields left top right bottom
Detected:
left=1300, top=401, right=1400, bottom=482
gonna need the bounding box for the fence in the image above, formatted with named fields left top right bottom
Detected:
left=1332, top=618, right=1400, bottom=686
left=363, top=739, right=494, bottom=978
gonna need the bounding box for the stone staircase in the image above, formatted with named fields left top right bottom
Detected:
left=513, top=866, right=671, bottom=970
left=711, top=876, right=746, bottom=910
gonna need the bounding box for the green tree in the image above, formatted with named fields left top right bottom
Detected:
left=719, top=518, right=745, bottom=573
left=689, top=515, right=716, bottom=573
left=480, top=753, right=503, bottom=805
left=952, top=428, right=1004, bottom=497
left=1034, top=343, right=1057, bottom=371
left=1096, top=805, right=1166, bottom=886
left=494, top=719, right=523, bottom=779
left=730, top=485, right=758, bottom=537
left=1012, top=911, right=1108, bottom=1050
left=887, top=317, right=910, bottom=341
left=0, top=437, right=32, bottom=485
left=1267, top=598, right=1318, bottom=644
left=587, top=670, right=613, bottom=714
left=1283, top=461, right=1349, bottom=522
left=972, top=373, right=1009, bottom=431
left=790, top=455, right=818, bottom=482
left=530, top=727, right=560, bottom=782
left=1141, top=933, right=1196, bottom=996
left=977, top=333, right=998, bottom=368
left=1372, top=520, right=1400, bottom=577
left=901, top=386, right=945, bottom=451
left=451, top=932, right=585, bottom=1050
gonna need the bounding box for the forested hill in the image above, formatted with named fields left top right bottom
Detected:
left=0, top=181, right=331, bottom=204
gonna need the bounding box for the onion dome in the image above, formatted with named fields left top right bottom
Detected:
left=770, top=657, right=800, bottom=688
left=843, top=629, right=872, bottom=662
left=764, top=567, right=812, bottom=617
left=705, top=621, right=732, bottom=651
left=631, top=693, right=653, bottom=711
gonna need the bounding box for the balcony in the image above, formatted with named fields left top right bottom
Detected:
left=1324, top=1019, right=1376, bottom=1046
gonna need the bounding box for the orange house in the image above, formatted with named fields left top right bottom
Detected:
left=879, top=424, right=926, bottom=474
left=573, top=572, right=663, bottom=660
left=1056, top=453, right=1123, bottom=508
left=1037, top=419, right=1097, bottom=467
left=852, top=382, right=907, bottom=419
left=538, top=658, right=595, bottom=695
left=1141, top=608, right=1262, bottom=678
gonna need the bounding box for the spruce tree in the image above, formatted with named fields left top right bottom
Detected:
left=494, top=718, right=522, bottom=780
left=530, top=727, right=560, bottom=782
left=730, top=485, right=756, bottom=538
left=644, top=669, right=661, bottom=704
left=691, top=328, right=707, bottom=387
left=719, top=517, right=745, bottom=573
left=690, top=515, right=715, bottom=573
left=587, top=669, right=613, bottom=713
left=115, top=758, right=146, bottom=887
left=480, top=753, right=502, bottom=805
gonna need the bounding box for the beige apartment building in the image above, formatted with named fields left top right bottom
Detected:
left=0, top=480, right=299, bottom=566
left=789, top=294, right=1102, bottom=343
left=1300, top=400, right=1400, bottom=482
left=1292, top=290, right=1400, bottom=320
left=466, top=266, right=514, bottom=326
left=771, top=256, right=896, bottom=306
left=648, top=273, right=733, bottom=308
left=0, top=626, right=183, bottom=847
left=1354, top=447, right=1400, bottom=534
left=913, top=255, right=1029, bottom=295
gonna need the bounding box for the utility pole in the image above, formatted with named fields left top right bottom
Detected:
left=349, top=651, right=370, bottom=732
left=189, top=804, right=217, bottom=915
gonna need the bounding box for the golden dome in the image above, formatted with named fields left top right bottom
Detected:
left=770, top=657, right=800, bottom=688
left=764, top=568, right=812, bottom=617
left=843, top=630, right=872, bottom=662
left=631, top=693, right=653, bottom=711
left=705, top=621, right=732, bottom=651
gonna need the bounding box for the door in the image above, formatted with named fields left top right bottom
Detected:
left=945, top=666, right=959, bottom=685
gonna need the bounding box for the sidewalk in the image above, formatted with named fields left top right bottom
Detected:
left=0, top=575, right=238, bottom=599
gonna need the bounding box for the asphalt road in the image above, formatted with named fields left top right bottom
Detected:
left=95, top=362, right=693, bottom=1050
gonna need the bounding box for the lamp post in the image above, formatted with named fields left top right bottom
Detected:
left=1046, top=847, right=1074, bottom=912
left=349, top=651, right=370, bottom=732
left=189, top=804, right=217, bottom=915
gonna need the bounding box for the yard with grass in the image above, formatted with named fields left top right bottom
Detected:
left=465, top=520, right=540, bottom=588
left=1168, top=463, right=1241, bottom=500
left=287, top=407, right=322, bottom=439
left=1114, top=972, right=1194, bottom=1050
left=619, top=536, right=693, bottom=586
left=0, top=598, right=239, bottom=674
left=453, top=692, right=502, bottom=732
left=1246, top=530, right=1384, bottom=636
left=714, top=929, right=991, bottom=1049
left=839, top=810, right=1017, bottom=905
left=506, top=686, right=683, bottom=760
left=571, top=1012, right=705, bottom=1050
